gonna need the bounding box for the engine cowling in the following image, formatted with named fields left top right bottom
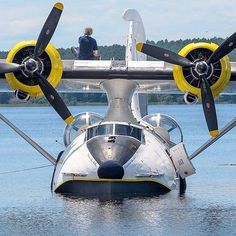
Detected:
left=173, top=42, right=231, bottom=99
left=5, top=40, right=63, bottom=97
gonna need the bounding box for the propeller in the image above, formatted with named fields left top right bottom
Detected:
left=0, top=62, right=23, bottom=74
left=136, top=43, right=194, bottom=67
left=0, top=3, right=74, bottom=125
left=35, top=71, right=73, bottom=124
left=33, top=2, right=63, bottom=59
left=137, top=34, right=236, bottom=137
left=207, top=32, right=236, bottom=64
left=200, top=74, right=218, bottom=137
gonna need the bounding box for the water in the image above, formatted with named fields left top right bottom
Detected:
left=0, top=105, right=235, bottom=236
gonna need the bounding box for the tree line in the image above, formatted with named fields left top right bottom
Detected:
left=0, top=92, right=235, bottom=106
left=0, top=37, right=235, bottom=105
left=1, top=37, right=236, bottom=60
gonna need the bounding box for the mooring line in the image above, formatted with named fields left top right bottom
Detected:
left=0, top=164, right=53, bottom=175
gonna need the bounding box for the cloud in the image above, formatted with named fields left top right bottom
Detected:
left=0, top=0, right=236, bottom=50
left=0, top=3, right=49, bottom=48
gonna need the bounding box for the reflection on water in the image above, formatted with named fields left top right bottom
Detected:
left=0, top=105, right=235, bottom=236
left=1, top=193, right=236, bottom=236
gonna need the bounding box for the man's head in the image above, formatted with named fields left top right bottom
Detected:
left=84, top=27, right=93, bottom=36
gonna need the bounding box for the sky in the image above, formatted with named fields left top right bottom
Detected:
left=1, top=0, right=236, bottom=50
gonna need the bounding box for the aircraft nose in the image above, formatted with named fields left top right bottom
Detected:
left=97, top=160, right=124, bottom=179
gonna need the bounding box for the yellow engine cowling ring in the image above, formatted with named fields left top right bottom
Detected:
left=5, top=40, right=63, bottom=97
left=173, top=42, right=231, bottom=99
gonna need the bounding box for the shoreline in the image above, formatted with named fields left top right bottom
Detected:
left=0, top=102, right=235, bottom=107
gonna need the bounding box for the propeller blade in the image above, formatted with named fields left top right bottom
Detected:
left=35, top=72, right=74, bottom=124
left=0, top=62, right=22, bottom=74
left=136, top=43, right=194, bottom=67
left=207, top=32, right=236, bottom=64
left=33, top=2, right=63, bottom=58
left=200, top=75, right=218, bottom=137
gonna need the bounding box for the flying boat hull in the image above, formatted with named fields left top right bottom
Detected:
left=51, top=127, right=177, bottom=197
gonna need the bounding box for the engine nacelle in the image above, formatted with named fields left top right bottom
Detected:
left=5, top=40, right=63, bottom=97
left=173, top=42, right=231, bottom=99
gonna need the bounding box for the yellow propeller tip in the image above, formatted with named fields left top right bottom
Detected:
left=65, top=116, right=74, bottom=125
left=210, top=130, right=219, bottom=137
left=54, top=2, right=64, bottom=11
left=136, top=43, right=143, bottom=52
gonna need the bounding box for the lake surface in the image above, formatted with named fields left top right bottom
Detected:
left=0, top=104, right=235, bottom=236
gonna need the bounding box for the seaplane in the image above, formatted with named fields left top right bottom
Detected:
left=0, top=2, right=235, bottom=197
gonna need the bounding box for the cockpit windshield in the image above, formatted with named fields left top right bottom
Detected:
left=87, top=124, right=113, bottom=140
left=87, top=123, right=142, bottom=141
left=115, top=124, right=142, bottom=140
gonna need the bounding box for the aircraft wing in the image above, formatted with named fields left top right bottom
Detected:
left=59, top=60, right=177, bottom=93
left=60, top=60, right=236, bottom=94
left=1, top=59, right=236, bottom=94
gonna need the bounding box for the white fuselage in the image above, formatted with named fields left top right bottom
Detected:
left=52, top=120, right=177, bottom=193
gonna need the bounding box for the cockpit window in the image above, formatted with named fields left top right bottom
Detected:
left=87, top=126, right=96, bottom=140
left=98, top=124, right=113, bottom=135
left=115, top=124, right=142, bottom=141
left=87, top=123, right=142, bottom=141
left=87, top=124, right=113, bottom=140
